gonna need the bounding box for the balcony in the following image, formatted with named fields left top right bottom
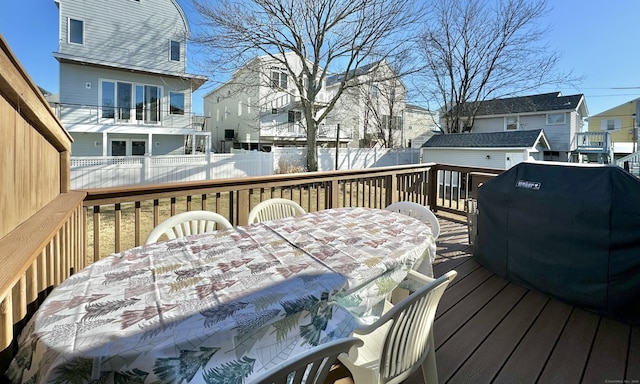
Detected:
left=573, top=131, right=615, bottom=163
left=259, top=121, right=353, bottom=142
left=52, top=103, right=205, bottom=130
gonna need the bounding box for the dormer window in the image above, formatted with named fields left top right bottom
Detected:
left=505, top=116, right=519, bottom=131
left=69, top=18, right=84, bottom=44
left=170, top=40, right=181, bottom=62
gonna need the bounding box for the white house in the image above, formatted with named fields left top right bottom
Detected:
left=325, top=60, right=408, bottom=148
left=203, top=52, right=351, bottom=153
left=441, top=92, right=588, bottom=162
left=421, top=130, right=550, bottom=170
left=404, top=104, right=440, bottom=148
left=53, top=0, right=209, bottom=157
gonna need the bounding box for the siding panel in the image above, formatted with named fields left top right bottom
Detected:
left=58, top=0, right=187, bottom=74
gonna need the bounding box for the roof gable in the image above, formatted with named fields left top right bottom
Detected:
left=422, top=129, right=549, bottom=149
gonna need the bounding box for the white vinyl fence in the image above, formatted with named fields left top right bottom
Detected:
left=71, top=152, right=273, bottom=189
left=271, top=147, right=421, bottom=172
left=71, top=147, right=421, bottom=189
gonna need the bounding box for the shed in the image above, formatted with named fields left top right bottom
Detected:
left=475, top=162, right=640, bottom=324
left=421, top=130, right=550, bottom=169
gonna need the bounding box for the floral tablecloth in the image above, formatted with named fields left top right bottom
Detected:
left=7, top=207, right=436, bottom=384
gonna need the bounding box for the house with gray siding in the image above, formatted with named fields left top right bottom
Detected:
left=441, top=92, right=588, bottom=162
left=53, top=0, right=209, bottom=156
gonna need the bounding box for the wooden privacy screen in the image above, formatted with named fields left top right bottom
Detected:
left=0, top=35, right=84, bottom=375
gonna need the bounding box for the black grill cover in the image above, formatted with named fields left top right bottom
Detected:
left=476, top=162, right=640, bottom=324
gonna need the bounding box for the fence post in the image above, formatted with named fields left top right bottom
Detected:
left=206, top=151, right=212, bottom=179
left=143, top=155, right=150, bottom=184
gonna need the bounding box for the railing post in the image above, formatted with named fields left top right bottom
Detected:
left=428, top=165, right=439, bottom=212
left=385, top=174, right=397, bottom=207
left=237, top=189, right=250, bottom=226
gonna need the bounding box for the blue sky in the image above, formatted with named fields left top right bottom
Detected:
left=1, top=0, right=639, bottom=116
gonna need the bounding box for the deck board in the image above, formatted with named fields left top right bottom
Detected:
left=447, top=291, right=549, bottom=383
left=436, top=282, right=528, bottom=382
left=331, top=215, right=640, bottom=384
left=537, top=308, right=600, bottom=384
left=583, top=318, right=632, bottom=383
left=492, top=299, right=573, bottom=384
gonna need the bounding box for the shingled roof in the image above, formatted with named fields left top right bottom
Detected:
left=421, top=129, right=549, bottom=149
left=451, top=92, right=584, bottom=116
left=326, top=61, right=382, bottom=86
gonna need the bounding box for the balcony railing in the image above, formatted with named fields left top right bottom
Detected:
left=573, top=131, right=613, bottom=152
left=259, top=121, right=353, bottom=140
left=0, top=163, right=500, bottom=375
left=52, top=103, right=206, bottom=130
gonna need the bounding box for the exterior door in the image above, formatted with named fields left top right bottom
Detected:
left=109, top=139, right=147, bottom=156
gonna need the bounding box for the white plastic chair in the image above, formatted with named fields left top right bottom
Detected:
left=338, top=270, right=457, bottom=384
left=247, top=198, right=306, bottom=224
left=145, top=210, right=233, bottom=244
left=385, top=201, right=440, bottom=239
left=252, top=337, right=363, bottom=384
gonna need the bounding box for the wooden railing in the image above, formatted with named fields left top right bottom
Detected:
left=81, top=164, right=431, bottom=261
left=0, top=192, right=86, bottom=373
left=0, top=163, right=500, bottom=376
left=80, top=163, right=500, bottom=261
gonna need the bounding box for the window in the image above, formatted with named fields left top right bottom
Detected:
left=109, top=139, right=146, bottom=156
left=272, top=108, right=278, bottom=114
left=383, top=115, right=403, bottom=130
left=131, top=140, right=146, bottom=155
left=371, top=85, right=379, bottom=98
left=169, top=92, right=185, bottom=115
left=288, top=110, right=302, bottom=123
left=170, top=40, right=181, bottom=61
left=544, top=151, right=560, bottom=161
left=101, top=81, right=115, bottom=119
left=69, top=18, right=84, bottom=44
left=271, top=68, right=288, bottom=89
left=505, top=116, right=519, bottom=130
left=135, top=85, right=161, bottom=123
left=117, top=82, right=132, bottom=120
left=546, top=112, right=565, bottom=125
left=601, top=119, right=621, bottom=131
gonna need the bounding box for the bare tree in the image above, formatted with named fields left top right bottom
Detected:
left=359, top=69, right=406, bottom=148
left=418, top=0, right=578, bottom=133
left=191, top=0, right=424, bottom=171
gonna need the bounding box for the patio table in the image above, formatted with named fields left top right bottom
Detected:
left=7, top=207, right=436, bottom=384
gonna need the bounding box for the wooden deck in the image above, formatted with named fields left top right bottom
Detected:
left=332, top=215, right=640, bottom=384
